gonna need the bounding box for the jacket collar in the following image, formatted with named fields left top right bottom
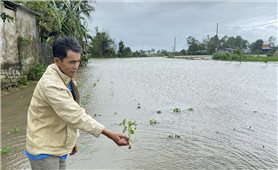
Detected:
left=49, top=63, right=76, bottom=86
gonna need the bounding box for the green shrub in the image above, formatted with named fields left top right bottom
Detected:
left=224, top=53, right=231, bottom=60
left=267, top=53, right=273, bottom=57
left=213, top=52, right=243, bottom=61
left=19, top=75, right=28, bottom=85
left=231, top=54, right=239, bottom=60
left=212, top=52, right=227, bottom=60
left=28, top=64, right=47, bottom=81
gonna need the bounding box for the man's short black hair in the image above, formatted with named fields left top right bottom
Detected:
left=52, top=37, right=81, bottom=60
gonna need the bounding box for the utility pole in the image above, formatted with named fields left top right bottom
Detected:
left=216, top=22, right=218, bottom=37
left=173, top=37, right=176, bottom=57
left=216, top=22, right=219, bottom=52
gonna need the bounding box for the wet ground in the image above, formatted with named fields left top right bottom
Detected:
left=1, top=82, right=37, bottom=169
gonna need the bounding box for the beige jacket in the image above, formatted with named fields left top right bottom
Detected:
left=26, top=64, right=104, bottom=156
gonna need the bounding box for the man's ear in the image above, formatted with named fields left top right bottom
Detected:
left=53, top=57, right=61, bottom=65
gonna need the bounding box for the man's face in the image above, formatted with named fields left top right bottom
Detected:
left=54, top=50, right=81, bottom=78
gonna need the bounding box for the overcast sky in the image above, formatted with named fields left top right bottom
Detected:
left=88, top=0, right=277, bottom=51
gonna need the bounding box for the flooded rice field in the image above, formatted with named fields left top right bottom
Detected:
left=1, top=57, right=278, bottom=169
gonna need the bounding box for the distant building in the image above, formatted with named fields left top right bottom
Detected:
left=224, top=48, right=235, bottom=53
left=195, top=50, right=207, bottom=55
left=261, top=44, right=272, bottom=53
left=243, top=48, right=251, bottom=54
left=1, top=1, right=41, bottom=88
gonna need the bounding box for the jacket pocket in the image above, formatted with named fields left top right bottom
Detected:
left=64, top=126, right=78, bottom=147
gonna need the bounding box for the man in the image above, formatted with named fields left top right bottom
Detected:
left=24, top=37, right=129, bottom=170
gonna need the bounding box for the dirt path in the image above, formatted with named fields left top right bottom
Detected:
left=1, top=81, right=37, bottom=170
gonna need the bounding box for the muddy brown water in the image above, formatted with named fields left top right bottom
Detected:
left=1, top=58, right=277, bottom=169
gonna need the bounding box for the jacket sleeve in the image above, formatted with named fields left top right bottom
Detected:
left=43, top=85, right=104, bottom=137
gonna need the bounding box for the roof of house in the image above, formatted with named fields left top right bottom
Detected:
left=262, top=44, right=272, bottom=50
left=3, top=1, right=41, bottom=16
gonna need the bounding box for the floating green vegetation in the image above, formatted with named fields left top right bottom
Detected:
left=156, top=110, right=161, bottom=114
left=1, top=146, right=11, bottom=154
left=113, top=112, right=118, bottom=115
left=149, top=119, right=159, bottom=125
left=173, top=107, right=181, bottom=112
left=93, top=83, right=96, bottom=87
left=9, top=126, right=20, bottom=134
left=119, top=119, right=137, bottom=149
left=137, top=103, right=141, bottom=109
left=188, top=108, right=194, bottom=111
left=93, top=114, right=102, bottom=117
left=168, top=134, right=181, bottom=139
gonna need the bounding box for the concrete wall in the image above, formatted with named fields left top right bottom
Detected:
left=16, top=7, right=40, bottom=73
left=0, top=3, right=40, bottom=89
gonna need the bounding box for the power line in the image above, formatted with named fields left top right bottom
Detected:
left=235, top=13, right=277, bottom=26
left=237, top=20, right=278, bottom=28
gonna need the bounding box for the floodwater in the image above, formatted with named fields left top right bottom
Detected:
left=1, top=57, right=278, bottom=169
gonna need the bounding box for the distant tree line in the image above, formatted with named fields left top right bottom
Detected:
left=88, top=32, right=277, bottom=58
left=88, top=28, right=154, bottom=58
left=19, top=1, right=278, bottom=61
left=185, top=35, right=277, bottom=55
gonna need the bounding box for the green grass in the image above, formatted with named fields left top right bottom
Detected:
left=9, top=126, right=20, bottom=134
left=1, top=146, right=11, bottom=154
left=245, top=55, right=278, bottom=62
left=212, top=52, right=278, bottom=62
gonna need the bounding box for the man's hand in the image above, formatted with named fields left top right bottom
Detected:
left=111, top=132, right=129, bottom=146
left=102, top=128, right=129, bottom=146
left=70, top=145, right=78, bottom=156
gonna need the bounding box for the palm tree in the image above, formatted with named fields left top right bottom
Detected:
left=22, top=0, right=95, bottom=65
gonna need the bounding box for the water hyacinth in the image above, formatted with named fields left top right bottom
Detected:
left=156, top=110, right=161, bottom=114
left=119, top=119, right=137, bottom=149
left=173, top=107, right=181, bottom=112
left=149, top=119, right=159, bottom=125
left=168, top=134, right=181, bottom=139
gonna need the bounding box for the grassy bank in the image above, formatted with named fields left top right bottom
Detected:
left=212, top=52, right=278, bottom=62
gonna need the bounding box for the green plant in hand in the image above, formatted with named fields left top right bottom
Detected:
left=119, top=119, right=137, bottom=149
